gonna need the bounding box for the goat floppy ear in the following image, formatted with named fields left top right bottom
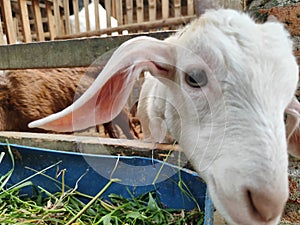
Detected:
left=285, top=97, right=300, bottom=158
left=28, top=36, right=175, bottom=132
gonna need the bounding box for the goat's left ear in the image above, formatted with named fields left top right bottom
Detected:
left=285, top=96, right=300, bottom=158
left=28, top=36, right=175, bottom=132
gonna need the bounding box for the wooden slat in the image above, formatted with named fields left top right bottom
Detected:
left=111, top=0, right=116, bottom=17
left=0, top=11, right=5, bottom=44
left=187, top=0, right=194, bottom=15
left=84, top=0, right=90, bottom=31
left=13, top=17, right=19, bottom=39
left=126, top=0, right=133, bottom=24
left=45, top=1, right=56, bottom=40
left=105, top=0, right=112, bottom=28
left=53, top=0, right=62, bottom=36
left=1, top=0, right=17, bottom=44
left=31, top=0, right=45, bottom=41
left=63, top=0, right=71, bottom=34
left=115, top=0, right=123, bottom=25
left=72, top=0, right=80, bottom=33
left=148, top=0, right=156, bottom=21
left=56, top=16, right=194, bottom=39
left=18, top=0, right=32, bottom=43
left=94, top=0, right=100, bottom=30
left=162, top=0, right=169, bottom=19
left=0, top=31, right=174, bottom=69
left=0, top=131, right=184, bottom=164
left=136, top=0, right=143, bottom=23
left=174, top=0, right=181, bottom=17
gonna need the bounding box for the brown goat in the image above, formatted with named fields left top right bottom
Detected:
left=0, top=68, right=138, bottom=139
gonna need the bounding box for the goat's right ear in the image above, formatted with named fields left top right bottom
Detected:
left=28, top=36, right=176, bottom=132
left=285, top=96, right=300, bottom=158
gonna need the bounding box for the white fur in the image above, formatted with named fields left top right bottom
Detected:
left=69, top=2, right=128, bottom=36
left=29, top=9, right=299, bottom=225
left=137, top=10, right=299, bottom=225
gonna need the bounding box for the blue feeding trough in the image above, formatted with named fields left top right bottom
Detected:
left=0, top=142, right=214, bottom=224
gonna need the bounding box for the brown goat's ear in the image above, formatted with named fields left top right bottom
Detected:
left=28, top=36, right=175, bottom=132
left=285, top=97, right=300, bottom=158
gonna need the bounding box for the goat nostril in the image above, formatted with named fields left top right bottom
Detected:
left=247, top=191, right=264, bottom=219
left=247, top=190, right=272, bottom=222
left=247, top=189, right=286, bottom=222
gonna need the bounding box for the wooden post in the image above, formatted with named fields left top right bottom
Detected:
left=72, top=0, right=80, bottom=33
left=84, top=0, right=90, bottom=31
left=136, top=0, right=143, bottom=23
left=162, top=0, right=169, bottom=19
left=148, top=0, right=156, bottom=21
left=115, top=0, right=123, bottom=25
left=31, top=0, right=45, bottom=41
left=126, top=0, right=133, bottom=24
left=94, top=0, right=100, bottom=30
left=105, top=0, right=112, bottom=28
left=174, top=0, right=181, bottom=17
left=63, top=0, right=71, bottom=34
left=187, top=0, right=194, bottom=15
left=0, top=11, right=5, bottom=44
left=1, top=0, right=17, bottom=44
left=53, top=0, right=62, bottom=36
left=18, top=0, right=32, bottom=43
left=45, top=1, right=56, bottom=40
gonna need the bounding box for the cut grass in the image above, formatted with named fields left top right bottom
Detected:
left=0, top=142, right=204, bottom=225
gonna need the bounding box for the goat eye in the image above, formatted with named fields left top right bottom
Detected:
left=185, top=70, right=208, bottom=88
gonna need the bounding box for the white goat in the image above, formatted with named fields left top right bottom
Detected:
left=29, top=9, right=299, bottom=225
left=69, top=2, right=127, bottom=36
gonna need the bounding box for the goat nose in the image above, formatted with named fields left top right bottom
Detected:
left=248, top=187, right=288, bottom=222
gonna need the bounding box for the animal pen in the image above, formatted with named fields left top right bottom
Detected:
left=0, top=1, right=222, bottom=224
left=0, top=1, right=298, bottom=225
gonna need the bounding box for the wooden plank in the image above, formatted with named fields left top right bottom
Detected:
left=0, top=131, right=185, bottom=165
left=149, top=0, right=156, bottom=21
left=18, top=0, right=32, bottom=43
left=174, top=0, right=181, bottom=17
left=56, top=16, right=194, bottom=39
left=13, top=17, right=19, bottom=40
left=187, top=0, right=194, bottom=15
left=136, top=0, right=143, bottom=23
left=126, top=0, right=133, bottom=24
left=0, top=11, right=5, bottom=44
left=94, top=0, right=100, bottom=30
left=45, top=1, right=56, bottom=40
left=31, top=0, right=45, bottom=41
left=84, top=0, right=90, bottom=31
left=1, top=0, right=17, bottom=44
left=162, top=0, right=169, bottom=19
left=53, top=0, right=61, bottom=35
left=115, top=0, right=123, bottom=25
left=72, top=0, right=80, bottom=33
left=105, top=0, right=112, bottom=28
left=63, top=0, right=71, bottom=34
left=0, top=31, right=174, bottom=69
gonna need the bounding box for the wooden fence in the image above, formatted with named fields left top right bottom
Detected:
left=0, top=0, right=242, bottom=45
left=0, top=0, right=196, bottom=44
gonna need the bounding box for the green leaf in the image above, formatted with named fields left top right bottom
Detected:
left=100, top=214, right=112, bottom=225
left=126, top=211, right=143, bottom=219
left=147, top=193, right=158, bottom=211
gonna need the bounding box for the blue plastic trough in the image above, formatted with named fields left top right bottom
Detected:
left=0, top=142, right=214, bottom=224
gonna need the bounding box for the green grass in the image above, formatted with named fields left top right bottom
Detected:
left=0, top=142, right=204, bottom=225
